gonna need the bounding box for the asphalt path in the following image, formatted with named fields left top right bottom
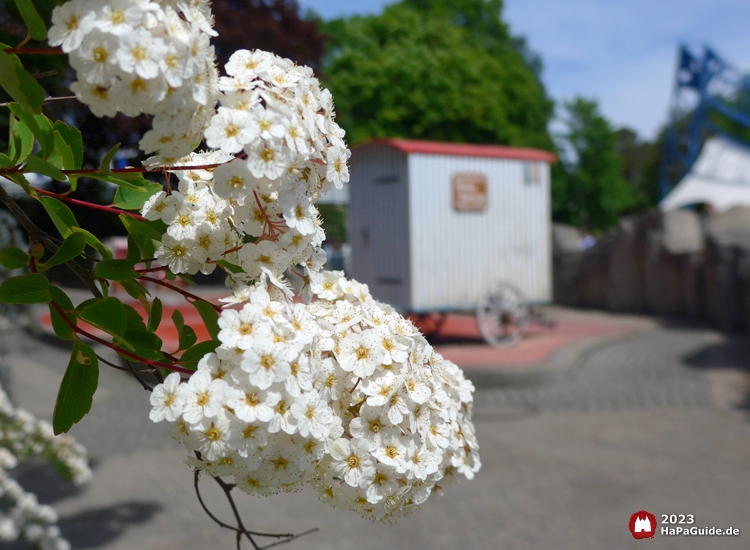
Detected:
left=3, top=314, right=750, bottom=550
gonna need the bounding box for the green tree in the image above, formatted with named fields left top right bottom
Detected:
left=553, top=98, right=639, bottom=231
left=321, top=0, right=553, bottom=149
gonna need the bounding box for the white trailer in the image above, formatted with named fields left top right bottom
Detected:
left=347, top=138, right=556, bottom=345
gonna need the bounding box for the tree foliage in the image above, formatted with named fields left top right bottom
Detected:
left=552, top=98, right=640, bottom=231
left=321, top=0, right=553, bottom=149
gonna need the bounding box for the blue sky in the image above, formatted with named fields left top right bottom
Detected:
left=298, top=0, right=750, bottom=140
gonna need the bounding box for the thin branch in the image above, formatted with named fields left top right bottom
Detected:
left=34, top=188, right=145, bottom=220
left=0, top=95, right=77, bottom=109
left=192, top=458, right=318, bottom=550
left=139, top=275, right=222, bottom=312
left=3, top=47, right=64, bottom=55
left=0, top=184, right=102, bottom=298
left=259, top=530, right=319, bottom=550
left=212, top=476, right=260, bottom=550
left=49, top=299, right=193, bottom=374
left=193, top=470, right=260, bottom=550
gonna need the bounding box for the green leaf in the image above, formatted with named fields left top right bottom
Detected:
left=178, top=324, right=197, bottom=351
left=49, top=285, right=75, bottom=311
left=95, top=259, right=139, bottom=281
left=171, top=309, right=185, bottom=338
left=40, top=231, right=86, bottom=270
left=71, top=227, right=112, bottom=260
left=148, top=297, right=162, bottom=332
left=49, top=304, right=75, bottom=340
left=24, top=155, right=67, bottom=181
left=53, top=130, right=77, bottom=190
left=119, top=329, right=163, bottom=361
left=53, top=121, right=83, bottom=169
left=38, top=196, right=78, bottom=237
left=0, top=50, right=44, bottom=114
left=120, top=279, right=148, bottom=301
left=179, top=340, right=220, bottom=371
left=112, top=181, right=163, bottom=210
left=0, top=273, right=51, bottom=303
left=7, top=104, right=54, bottom=158
left=120, top=216, right=162, bottom=259
left=48, top=286, right=77, bottom=341
left=13, top=0, right=47, bottom=41
left=53, top=340, right=98, bottom=434
left=9, top=114, right=34, bottom=164
left=0, top=247, right=29, bottom=270
left=122, top=303, right=147, bottom=332
left=5, top=173, right=31, bottom=194
left=99, top=143, right=121, bottom=172
left=193, top=300, right=220, bottom=340
left=217, top=259, right=244, bottom=274
left=79, top=297, right=127, bottom=340
left=167, top=306, right=193, bottom=354
left=126, top=235, right=141, bottom=264
left=0, top=154, right=14, bottom=168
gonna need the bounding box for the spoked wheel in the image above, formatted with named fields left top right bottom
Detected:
left=409, top=312, right=447, bottom=338
left=475, top=282, right=529, bottom=347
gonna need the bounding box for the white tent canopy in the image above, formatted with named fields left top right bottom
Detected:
left=660, top=136, right=750, bottom=212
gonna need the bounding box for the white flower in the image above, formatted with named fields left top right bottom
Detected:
left=376, top=430, right=411, bottom=473
left=155, top=234, right=198, bottom=274
left=181, top=371, right=227, bottom=424
left=337, top=330, right=385, bottom=378
left=48, top=2, right=96, bottom=52
left=326, top=146, right=351, bottom=189
left=117, top=28, right=167, bottom=79
left=190, top=413, right=231, bottom=461
left=290, top=390, right=331, bottom=439
left=329, top=438, right=375, bottom=488
left=149, top=372, right=184, bottom=422
left=204, top=108, right=257, bottom=154
left=240, top=340, right=293, bottom=390
left=225, top=384, right=278, bottom=423
left=217, top=303, right=270, bottom=350
left=245, top=138, right=292, bottom=180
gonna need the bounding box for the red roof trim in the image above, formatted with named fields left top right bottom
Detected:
left=354, top=138, right=557, bottom=163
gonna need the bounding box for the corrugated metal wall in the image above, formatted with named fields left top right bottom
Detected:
left=408, top=154, right=551, bottom=311
left=347, top=145, right=412, bottom=308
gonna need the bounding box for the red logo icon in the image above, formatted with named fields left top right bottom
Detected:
left=629, top=510, right=657, bottom=539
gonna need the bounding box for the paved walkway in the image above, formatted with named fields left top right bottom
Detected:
left=3, top=308, right=750, bottom=549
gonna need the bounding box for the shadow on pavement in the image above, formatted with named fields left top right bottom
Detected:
left=681, top=333, right=750, bottom=410
left=60, top=501, right=162, bottom=548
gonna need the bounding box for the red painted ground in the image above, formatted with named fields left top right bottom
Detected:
left=427, top=314, right=632, bottom=368
left=39, top=295, right=632, bottom=368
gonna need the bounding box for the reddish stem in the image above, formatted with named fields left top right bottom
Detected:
left=136, top=266, right=168, bottom=274
left=49, top=298, right=193, bottom=374
left=34, top=188, right=145, bottom=220
left=139, top=275, right=222, bottom=312
left=5, top=47, right=64, bottom=55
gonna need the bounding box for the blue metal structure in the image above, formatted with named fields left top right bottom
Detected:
left=660, top=46, right=750, bottom=199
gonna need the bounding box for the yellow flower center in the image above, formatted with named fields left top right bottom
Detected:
left=205, top=426, right=221, bottom=441
left=93, top=47, right=108, bottom=63
left=245, top=393, right=260, bottom=406
left=260, top=148, right=275, bottom=162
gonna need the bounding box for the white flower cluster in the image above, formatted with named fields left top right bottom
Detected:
left=144, top=49, right=350, bottom=281
left=49, top=0, right=219, bottom=162
left=0, top=384, right=91, bottom=550
left=150, top=272, right=480, bottom=522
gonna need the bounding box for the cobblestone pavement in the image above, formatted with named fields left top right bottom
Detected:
left=2, top=317, right=750, bottom=550
left=473, top=326, right=715, bottom=412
